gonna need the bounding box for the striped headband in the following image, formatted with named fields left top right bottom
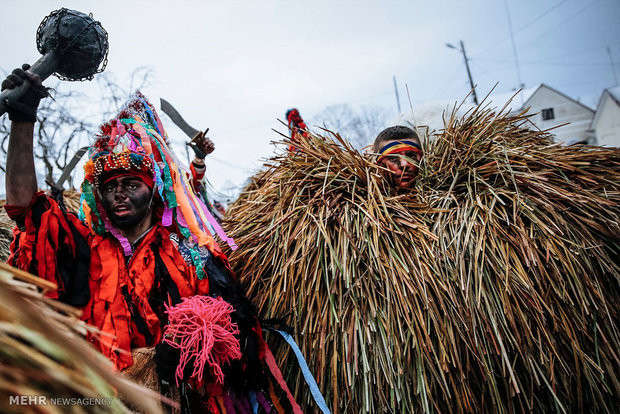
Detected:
left=377, top=140, right=422, bottom=162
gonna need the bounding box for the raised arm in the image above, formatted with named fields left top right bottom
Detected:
left=187, top=134, right=214, bottom=184
left=6, top=121, right=37, bottom=206
left=1, top=65, right=48, bottom=206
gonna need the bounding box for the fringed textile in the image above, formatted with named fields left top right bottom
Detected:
left=163, top=295, right=242, bottom=386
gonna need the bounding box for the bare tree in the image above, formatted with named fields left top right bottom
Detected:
left=35, top=85, right=94, bottom=188
left=312, top=103, right=391, bottom=149
left=95, top=67, right=156, bottom=119
left=0, top=82, right=94, bottom=189
left=0, top=67, right=155, bottom=192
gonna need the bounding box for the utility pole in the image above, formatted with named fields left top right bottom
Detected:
left=446, top=40, right=479, bottom=105
left=393, top=76, right=402, bottom=114
left=607, top=46, right=619, bottom=87
left=505, top=0, right=524, bottom=105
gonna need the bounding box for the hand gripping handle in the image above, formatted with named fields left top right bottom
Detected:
left=0, top=51, right=57, bottom=116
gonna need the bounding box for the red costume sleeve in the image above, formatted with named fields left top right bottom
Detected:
left=189, top=161, right=206, bottom=193
left=5, top=192, right=91, bottom=306
left=286, top=109, right=309, bottom=151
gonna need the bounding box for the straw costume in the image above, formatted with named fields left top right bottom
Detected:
left=5, top=92, right=300, bottom=413
left=0, top=262, right=170, bottom=414
left=224, top=104, right=620, bottom=413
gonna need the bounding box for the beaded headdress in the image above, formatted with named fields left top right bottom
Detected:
left=80, top=92, right=235, bottom=276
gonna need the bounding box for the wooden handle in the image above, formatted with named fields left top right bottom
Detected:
left=0, top=51, right=58, bottom=116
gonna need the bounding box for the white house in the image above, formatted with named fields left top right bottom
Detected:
left=591, top=86, right=620, bottom=147
left=498, top=84, right=595, bottom=145
left=394, top=84, right=600, bottom=146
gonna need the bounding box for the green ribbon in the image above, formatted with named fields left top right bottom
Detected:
left=80, top=181, right=105, bottom=234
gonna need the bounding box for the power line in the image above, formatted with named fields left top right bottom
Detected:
left=207, top=156, right=254, bottom=171
left=534, top=41, right=620, bottom=60
left=546, top=76, right=616, bottom=88
left=504, top=0, right=524, bottom=92
left=216, top=90, right=393, bottom=138
left=470, top=61, right=511, bottom=83
left=217, top=121, right=275, bottom=137
left=607, top=46, right=619, bottom=86
left=431, top=65, right=470, bottom=100
left=476, top=42, right=620, bottom=63
left=346, top=91, right=393, bottom=105
left=473, top=0, right=568, bottom=58
left=519, top=0, right=600, bottom=52
left=475, top=58, right=613, bottom=67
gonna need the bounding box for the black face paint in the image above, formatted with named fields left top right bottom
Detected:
left=100, top=177, right=153, bottom=230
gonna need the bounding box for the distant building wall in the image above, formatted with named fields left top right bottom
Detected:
left=523, top=85, right=594, bottom=144
left=593, top=92, right=620, bottom=147
left=394, top=85, right=605, bottom=147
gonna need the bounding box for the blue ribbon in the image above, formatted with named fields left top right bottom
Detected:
left=248, top=391, right=258, bottom=414
left=270, top=329, right=331, bottom=414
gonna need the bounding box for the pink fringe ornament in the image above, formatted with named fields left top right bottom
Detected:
left=162, top=295, right=242, bottom=386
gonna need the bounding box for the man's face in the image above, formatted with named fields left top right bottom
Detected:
left=377, top=139, right=423, bottom=189
left=100, top=176, right=153, bottom=230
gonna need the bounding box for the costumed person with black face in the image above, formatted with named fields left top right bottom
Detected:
left=2, top=66, right=301, bottom=413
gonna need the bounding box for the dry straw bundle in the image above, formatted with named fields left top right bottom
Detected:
left=223, top=105, right=620, bottom=413
left=0, top=209, right=13, bottom=262
left=0, top=262, right=168, bottom=413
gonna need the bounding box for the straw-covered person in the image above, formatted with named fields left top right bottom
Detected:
left=373, top=125, right=423, bottom=189
left=1, top=66, right=300, bottom=412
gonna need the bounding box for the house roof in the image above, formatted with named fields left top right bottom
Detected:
left=469, top=84, right=594, bottom=114
left=481, top=85, right=539, bottom=112
left=393, top=84, right=598, bottom=135
left=520, top=84, right=595, bottom=113
left=607, top=86, right=620, bottom=105
left=591, top=86, right=620, bottom=128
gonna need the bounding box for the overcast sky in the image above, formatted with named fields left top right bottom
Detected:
left=1, top=0, right=619, bottom=197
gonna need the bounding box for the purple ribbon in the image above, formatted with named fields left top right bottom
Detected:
left=196, top=197, right=238, bottom=251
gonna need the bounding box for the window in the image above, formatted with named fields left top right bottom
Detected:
left=541, top=108, right=555, bottom=121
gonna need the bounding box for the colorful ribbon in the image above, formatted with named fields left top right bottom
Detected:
left=263, top=343, right=303, bottom=414
left=377, top=140, right=422, bottom=162
left=269, top=329, right=331, bottom=414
